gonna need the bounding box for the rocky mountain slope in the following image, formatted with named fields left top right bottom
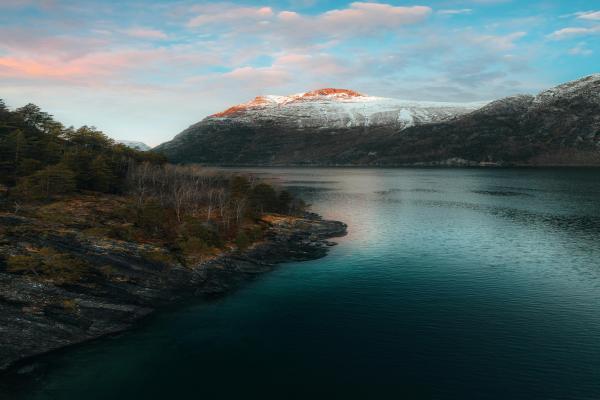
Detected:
left=369, top=73, right=600, bottom=166
left=154, top=88, right=483, bottom=164
left=155, top=75, right=600, bottom=166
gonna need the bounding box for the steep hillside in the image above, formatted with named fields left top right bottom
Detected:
left=370, top=74, right=600, bottom=166
left=154, top=88, right=482, bottom=164
left=155, top=75, right=600, bottom=166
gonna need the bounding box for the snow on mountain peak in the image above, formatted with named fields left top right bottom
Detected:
left=209, top=88, right=486, bottom=130
left=301, top=88, right=364, bottom=98
left=211, top=88, right=368, bottom=117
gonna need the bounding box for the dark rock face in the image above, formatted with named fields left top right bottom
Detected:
left=155, top=75, right=600, bottom=166
left=153, top=89, right=480, bottom=165
left=372, top=74, right=600, bottom=166
left=0, top=214, right=346, bottom=371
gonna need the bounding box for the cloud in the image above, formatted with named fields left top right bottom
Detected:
left=320, top=3, right=431, bottom=29
left=548, top=26, right=600, bottom=40
left=124, top=28, right=168, bottom=40
left=0, top=50, right=158, bottom=81
left=0, top=0, right=56, bottom=9
left=0, top=0, right=568, bottom=145
left=575, top=11, right=600, bottom=21
left=568, top=42, right=593, bottom=56
left=273, top=53, right=348, bottom=76
left=0, top=28, right=111, bottom=59
left=222, top=66, right=288, bottom=85
left=0, top=57, right=85, bottom=79
left=471, top=31, right=526, bottom=50
left=278, top=11, right=300, bottom=21
left=438, top=9, right=472, bottom=15
left=0, top=46, right=223, bottom=84
left=468, top=0, right=511, bottom=3
left=187, top=2, right=431, bottom=39
left=187, top=5, right=274, bottom=27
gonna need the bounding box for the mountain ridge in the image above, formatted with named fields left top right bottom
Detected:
left=155, top=74, right=600, bottom=166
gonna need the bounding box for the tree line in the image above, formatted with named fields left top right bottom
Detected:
left=0, top=99, right=306, bottom=259
left=0, top=99, right=166, bottom=198
left=126, top=162, right=304, bottom=244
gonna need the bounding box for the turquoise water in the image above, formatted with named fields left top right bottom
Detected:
left=4, top=168, right=600, bottom=399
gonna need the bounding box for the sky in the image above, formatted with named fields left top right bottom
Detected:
left=0, top=0, right=598, bottom=146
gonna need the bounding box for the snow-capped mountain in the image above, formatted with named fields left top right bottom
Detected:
left=117, top=140, right=151, bottom=151
left=155, top=75, right=599, bottom=166
left=208, top=88, right=483, bottom=130
left=155, top=88, right=484, bottom=163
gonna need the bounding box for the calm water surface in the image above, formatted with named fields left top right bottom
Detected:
left=3, top=168, right=600, bottom=399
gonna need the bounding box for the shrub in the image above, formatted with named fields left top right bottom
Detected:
left=142, top=249, right=174, bottom=265
left=14, top=163, right=76, bottom=200
left=38, top=247, right=88, bottom=284
left=179, top=237, right=209, bottom=256
left=182, top=218, right=223, bottom=248
left=134, top=200, right=173, bottom=238
left=230, top=175, right=250, bottom=199
left=249, top=183, right=278, bottom=214
left=107, top=224, right=135, bottom=241
left=99, top=265, right=118, bottom=279
left=7, top=254, right=41, bottom=275
left=17, top=158, right=43, bottom=176
left=235, top=231, right=250, bottom=250
left=62, top=299, right=78, bottom=312
left=7, top=248, right=88, bottom=284
left=246, top=225, right=264, bottom=242
left=278, top=190, right=293, bottom=213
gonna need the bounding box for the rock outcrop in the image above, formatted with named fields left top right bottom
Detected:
left=0, top=212, right=346, bottom=371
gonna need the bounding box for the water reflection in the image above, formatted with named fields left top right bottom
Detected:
left=6, top=168, right=600, bottom=400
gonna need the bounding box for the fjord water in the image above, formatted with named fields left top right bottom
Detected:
left=6, top=168, right=600, bottom=399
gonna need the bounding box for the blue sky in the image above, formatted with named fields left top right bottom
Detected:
left=0, top=0, right=598, bottom=145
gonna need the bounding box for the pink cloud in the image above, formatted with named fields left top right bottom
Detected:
left=0, top=28, right=111, bottom=59
left=278, top=11, right=300, bottom=21
left=187, top=3, right=431, bottom=39
left=321, top=3, right=431, bottom=30
left=0, top=47, right=221, bottom=83
left=124, top=28, right=168, bottom=40
left=187, top=5, right=273, bottom=27
left=0, top=57, right=86, bottom=78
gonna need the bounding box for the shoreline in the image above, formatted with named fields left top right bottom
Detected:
left=194, top=163, right=600, bottom=169
left=0, top=212, right=347, bottom=374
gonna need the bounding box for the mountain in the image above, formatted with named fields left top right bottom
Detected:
left=369, top=74, right=600, bottom=166
left=206, top=88, right=482, bottom=130
left=155, top=75, right=600, bottom=166
left=118, top=140, right=151, bottom=151
left=154, top=88, right=482, bottom=164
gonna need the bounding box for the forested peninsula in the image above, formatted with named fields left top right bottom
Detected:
left=0, top=100, right=346, bottom=371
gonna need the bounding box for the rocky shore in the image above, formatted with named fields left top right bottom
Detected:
left=0, top=212, right=346, bottom=372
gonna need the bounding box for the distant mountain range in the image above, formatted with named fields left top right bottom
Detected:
left=118, top=140, right=151, bottom=151
left=155, top=74, right=600, bottom=166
